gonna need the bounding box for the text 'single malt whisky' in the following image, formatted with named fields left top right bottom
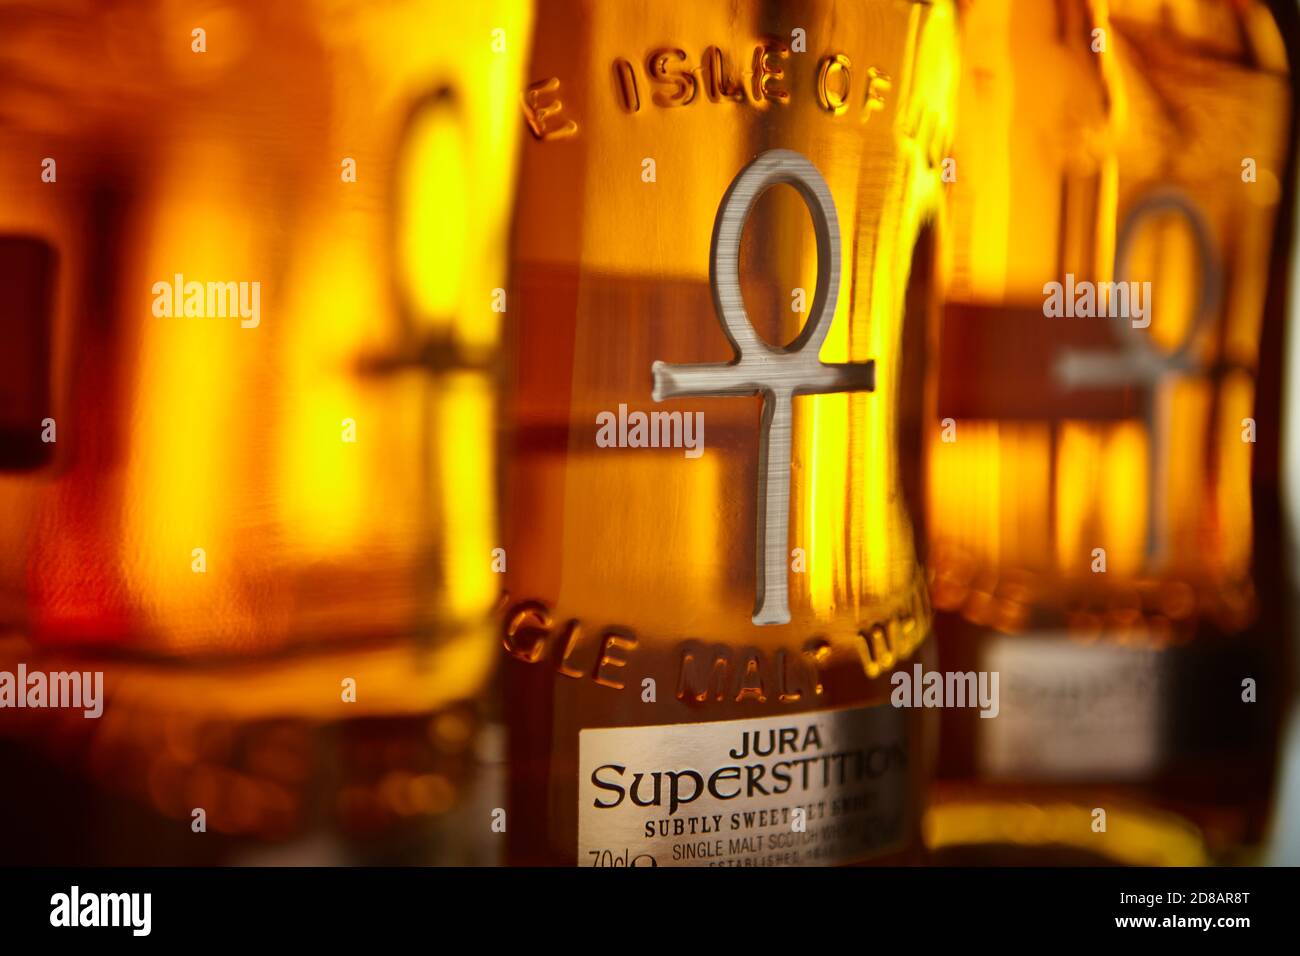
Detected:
left=926, top=0, right=1297, bottom=864
left=0, top=0, right=530, bottom=860
left=503, top=0, right=958, bottom=865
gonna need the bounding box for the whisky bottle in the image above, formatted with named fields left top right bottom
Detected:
left=926, top=0, right=1296, bottom=864
left=502, top=0, right=957, bottom=865
left=0, top=0, right=530, bottom=860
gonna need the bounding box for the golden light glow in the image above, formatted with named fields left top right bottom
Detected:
left=279, top=226, right=379, bottom=560
left=125, top=136, right=256, bottom=648
left=928, top=422, right=1054, bottom=572
left=798, top=0, right=960, bottom=616
left=1217, top=372, right=1255, bottom=577
left=437, top=372, right=498, bottom=620
left=398, top=101, right=470, bottom=329
left=924, top=799, right=1210, bottom=866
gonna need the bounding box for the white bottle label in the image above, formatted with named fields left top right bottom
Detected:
left=979, top=633, right=1166, bottom=780
left=577, top=703, right=910, bottom=866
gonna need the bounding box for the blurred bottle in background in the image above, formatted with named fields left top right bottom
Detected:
left=925, top=0, right=1297, bottom=864
left=502, top=0, right=957, bottom=866
left=0, top=0, right=530, bottom=863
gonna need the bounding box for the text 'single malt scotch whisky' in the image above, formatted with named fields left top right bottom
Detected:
left=0, top=0, right=530, bottom=860
left=926, top=0, right=1297, bottom=864
left=503, top=0, right=958, bottom=865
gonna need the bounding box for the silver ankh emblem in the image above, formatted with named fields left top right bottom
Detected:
left=651, top=149, right=875, bottom=626
left=1055, top=188, right=1221, bottom=567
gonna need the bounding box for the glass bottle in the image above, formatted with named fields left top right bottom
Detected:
left=0, top=0, right=530, bottom=862
left=926, top=0, right=1296, bottom=865
left=502, top=0, right=958, bottom=866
